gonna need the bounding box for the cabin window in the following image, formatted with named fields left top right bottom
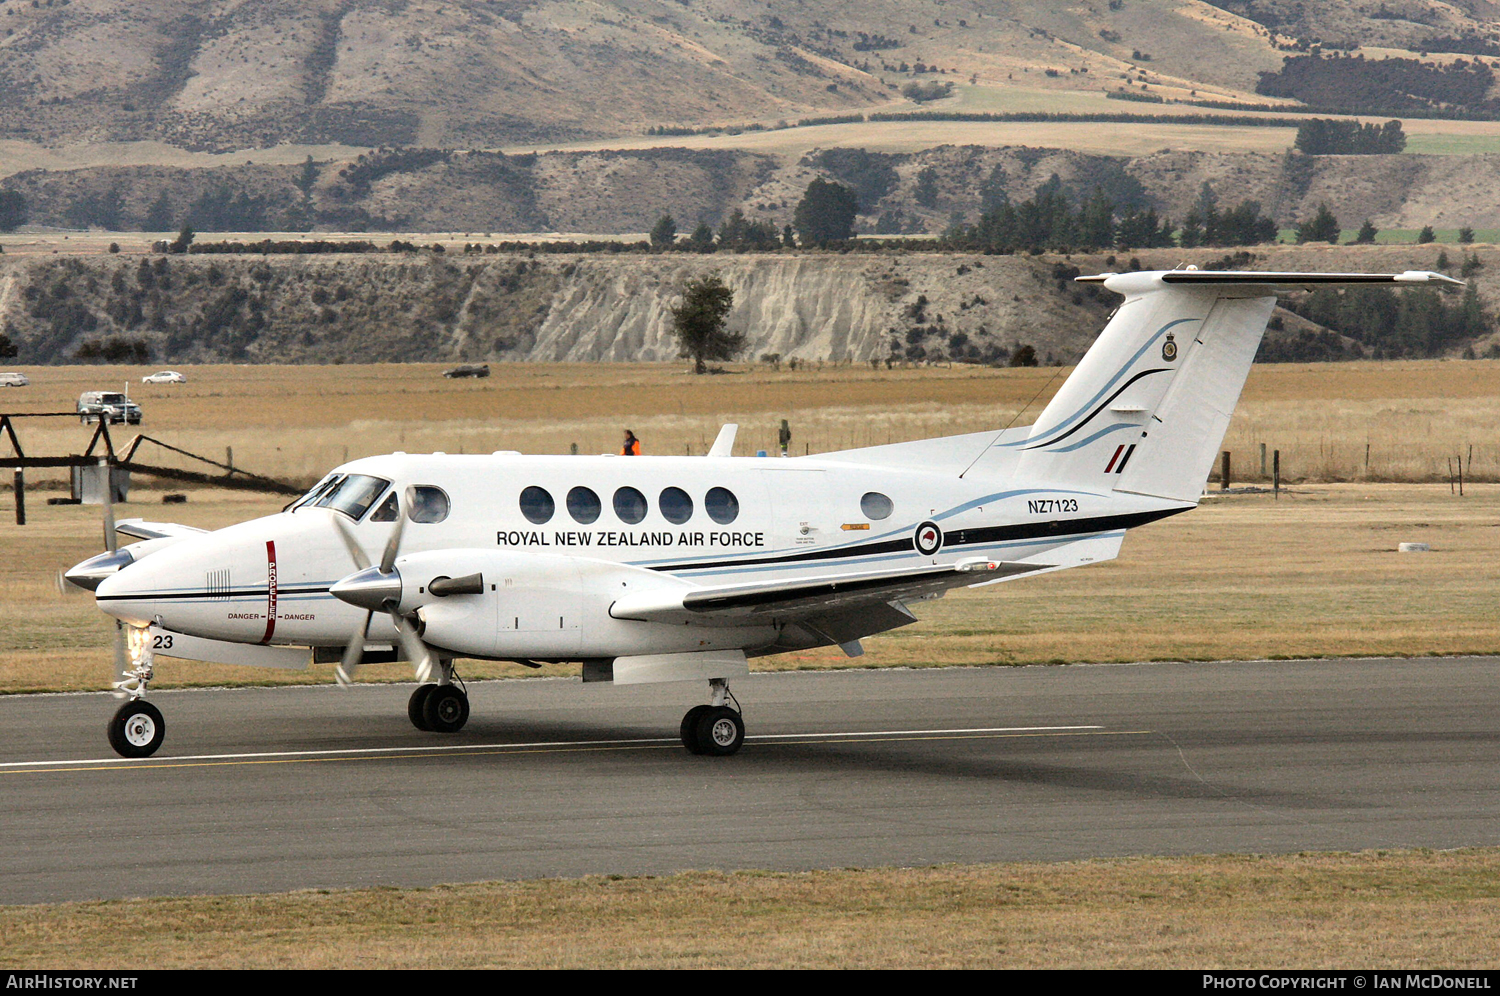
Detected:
left=313, top=474, right=390, bottom=521
left=861, top=491, right=893, bottom=520
left=705, top=486, right=739, bottom=525
left=613, top=486, right=647, bottom=525
left=519, top=486, right=555, bottom=524
left=369, top=491, right=399, bottom=522
left=407, top=486, right=450, bottom=524
left=659, top=486, right=693, bottom=525
left=567, top=486, right=601, bottom=524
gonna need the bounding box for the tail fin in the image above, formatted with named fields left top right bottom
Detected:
left=988, top=269, right=1461, bottom=501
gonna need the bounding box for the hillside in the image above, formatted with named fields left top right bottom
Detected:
left=10, top=143, right=1500, bottom=237
left=1, top=0, right=1494, bottom=154
left=2, top=244, right=1495, bottom=368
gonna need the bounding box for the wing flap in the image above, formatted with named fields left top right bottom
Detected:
left=610, top=559, right=1045, bottom=625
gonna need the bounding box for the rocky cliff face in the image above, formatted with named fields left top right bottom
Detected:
left=0, top=251, right=1115, bottom=367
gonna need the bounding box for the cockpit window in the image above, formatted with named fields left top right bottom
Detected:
left=313, top=474, right=391, bottom=521
left=407, top=485, right=450, bottom=524
left=291, top=474, right=341, bottom=511
left=369, top=491, right=400, bottom=522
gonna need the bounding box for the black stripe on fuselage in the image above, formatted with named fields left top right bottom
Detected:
left=653, top=507, right=1186, bottom=573
left=95, top=585, right=332, bottom=603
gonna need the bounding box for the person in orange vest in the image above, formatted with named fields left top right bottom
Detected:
left=621, top=429, right=641, bottom=456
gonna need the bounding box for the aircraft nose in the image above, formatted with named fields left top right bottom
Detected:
left=330, top=566, right=402, bottom=612
left=64, top=549, right=135, bottom=592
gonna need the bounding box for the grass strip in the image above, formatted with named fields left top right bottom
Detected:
left=3, top=849, right=1498, bottom=968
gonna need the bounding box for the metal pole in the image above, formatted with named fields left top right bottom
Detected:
left=12, top=468, right=23, bottom=525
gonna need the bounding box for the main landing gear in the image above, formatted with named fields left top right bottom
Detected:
left=406, top=661, right=470, bottom=734
left=680, top=678, right=745, bottom=756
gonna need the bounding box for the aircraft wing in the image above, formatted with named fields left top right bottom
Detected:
left=609, top=558, right=1047, bottom=626
left=115, top=519, right=209, bottom=541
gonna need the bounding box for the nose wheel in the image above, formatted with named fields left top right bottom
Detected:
left=107, top=699, right=165, bottom=758
left=680, top=679, right=745, bottom=756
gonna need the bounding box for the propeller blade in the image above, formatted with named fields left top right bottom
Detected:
left=331, top=513, right=371, bottom=571
left=333, top=610, right=373, bottom=687
left=110, top=620, right=128, bottom=697
left=101, top=460, right=117, bottom=554
left=389, top=608, right=430, bottom=672
left=379, top=493, right=408, bottom=575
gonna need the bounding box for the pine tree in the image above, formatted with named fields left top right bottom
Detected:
left=1296, top=203, right=1340, bottom=244
left=650, top=214, right=677, bottom=248
left=1355, top=219, right=1378, bottom=244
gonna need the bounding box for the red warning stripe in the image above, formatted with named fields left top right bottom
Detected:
left=1104, top=444, right=1125, bottom=474
left=262, top=540, right=277, bottom=644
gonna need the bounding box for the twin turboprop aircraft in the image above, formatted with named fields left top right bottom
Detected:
left=65, top=268, right=1461, bottom=758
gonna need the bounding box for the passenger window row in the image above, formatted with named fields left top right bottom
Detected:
left=521, top=486, right=740, bottom=526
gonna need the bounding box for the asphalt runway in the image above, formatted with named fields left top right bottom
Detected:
left=1, top=657, right=1498, bottom=905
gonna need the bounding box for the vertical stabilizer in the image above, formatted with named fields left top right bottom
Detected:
left=977, top=269, right=1461, bottom=500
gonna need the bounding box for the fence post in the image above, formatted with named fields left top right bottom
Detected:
left=1260, top=442, right=1267, bottom=477
left=1273, top=450, right=1280, bottom=500
left=1221, top=451, right=1231, bottom=491
left=12, top=469, right=23, bottom=526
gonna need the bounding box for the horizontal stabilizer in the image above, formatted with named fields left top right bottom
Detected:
left=1076, top=269, right=1463, bottom=290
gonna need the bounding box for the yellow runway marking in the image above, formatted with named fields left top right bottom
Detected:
left=2, top=728, right=1153, bottom=776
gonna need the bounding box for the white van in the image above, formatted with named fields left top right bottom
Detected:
left=0, top=372, right=28, bottom=387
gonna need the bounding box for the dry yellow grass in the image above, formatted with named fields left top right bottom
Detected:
left=3, top=359, right=1495, bottom=487
left=4, top=848, right=1498, bottom=968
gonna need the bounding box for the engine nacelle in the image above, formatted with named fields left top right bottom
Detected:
left=389, top=549, right=775, bottom=660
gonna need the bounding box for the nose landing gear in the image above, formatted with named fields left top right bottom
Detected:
left=107, top=698, right=165, bottom=758
left=106, top=636, right=163, bottom=758
left=680, top=678, right=745, bottom=756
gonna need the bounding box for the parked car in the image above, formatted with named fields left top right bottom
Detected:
left=77, top=391, right=142, bottom=425
left=443, top=363, right=490, bottom=379
left=141, top=370, right=186, bottom=384
left=0, top=372, right=29, bottom=387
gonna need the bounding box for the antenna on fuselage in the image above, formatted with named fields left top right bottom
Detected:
left=707, top=424, right=737, bottom=457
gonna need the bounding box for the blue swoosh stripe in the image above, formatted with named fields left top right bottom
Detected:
left=999, top=316, right=1200, bottom=449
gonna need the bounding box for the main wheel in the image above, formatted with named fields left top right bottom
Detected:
left=693, top=706, right=744, bottom=757
left=107, top=699, right=165, bottom=758
left=680, top=704, right=713, bottom=754
left=407, top=684, right=436, bottom=731
left=422, top=685, right=469, bottom=733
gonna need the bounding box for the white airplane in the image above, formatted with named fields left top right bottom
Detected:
left=65, top=268, right=1461, bottom=759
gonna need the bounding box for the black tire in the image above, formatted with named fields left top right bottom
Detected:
left=422, top=685, right=469, bottom=733
left=693, top=706, right=744, bottom=757
left=407, top=684, right=436, bottom=731
left=107, top=699, right=165, bottom=758
left=680, top=704, right=712, bottom=754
